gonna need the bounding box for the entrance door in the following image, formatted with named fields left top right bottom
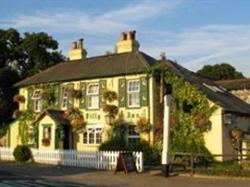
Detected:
left=63, top=126, right=70, bottom=149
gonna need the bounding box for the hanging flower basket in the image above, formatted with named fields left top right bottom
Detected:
left=13, top=94, right=25, bottom=103
left=41, top=91, right=55, bottom=103
left=69, top=89, right=81, bottom=98
left=103, top=90, right=118, bottom=102
left=64, top=108, right=87, bottom=132
left=193, top=114, right=212, bottom=132
left=231, top=127, right=244, bottom=142
left=135, top=116, right=152, bottom=133
left=12, top=110, right=23, bottom=119
left=42, top=138, right=51, bottom=146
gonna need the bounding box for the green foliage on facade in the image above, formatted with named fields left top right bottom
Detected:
left=18, top=111, right=37, bottom=145
left=155, top=69, right=217, bottom=154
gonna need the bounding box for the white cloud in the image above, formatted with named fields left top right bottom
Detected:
left=141, top=24, right=250, bottom=76
left=1, top=0, right=182, bottom=34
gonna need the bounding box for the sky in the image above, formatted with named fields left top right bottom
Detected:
left=1, top=0, right=250, bottom=76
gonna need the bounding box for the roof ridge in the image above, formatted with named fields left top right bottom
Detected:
left=215, top=78, right=250, bottom=83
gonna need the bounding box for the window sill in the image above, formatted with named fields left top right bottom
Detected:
left=127, top=106, right=141, bottom=109
left=82, top=144, right=101, bottom=146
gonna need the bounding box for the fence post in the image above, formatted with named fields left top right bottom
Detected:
left=190, top=153, right=194, bottom=176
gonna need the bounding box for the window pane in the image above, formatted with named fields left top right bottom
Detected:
left=32, top=90, right=41, bottom=99
left=34, top=99, right=41, bottom=112
left=89, top=132, right=95, bottom=144
left=83, top=132, right=88, bottom=144
left=128, top=92, right=139, bottom=106
left=87, top=84, right=99, bottom=94
left=62, top=88, right=68, bottom=109
left=128, top=81, right=139, bottom=92
left=88, top=95, right=99, bottom=109
left=96, top=132, right=102, bottom=144
left=43, top=127, right=51, bottom=139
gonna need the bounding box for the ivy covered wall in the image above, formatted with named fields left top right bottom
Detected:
left=155, top=69, right=217, bottom=154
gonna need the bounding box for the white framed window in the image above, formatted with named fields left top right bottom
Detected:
left=128, top=125, right=140, bottom=144
left=32, top=89, right=42, bottom=112
left=43, top=126, right=51, bottom=139
left=61, top=87, right=69, bottom=110
left=87, top=83, right=99, bottom=109
left=83, top=125, right=103, bottom=145
left=127, top=80, right=140, bottom=107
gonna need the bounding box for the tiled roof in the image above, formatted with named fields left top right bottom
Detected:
left=158, top=60, right=250, bottom=115
left=216, top=79, right=250, bottom=91
left=15, top=49, right=250, bottom=115
left=15, top=51, right=157, bottom=87
left=35, top=109, right=70, bottom=126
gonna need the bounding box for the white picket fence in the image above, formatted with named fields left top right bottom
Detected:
left=0, top=147, right=143, bottom=172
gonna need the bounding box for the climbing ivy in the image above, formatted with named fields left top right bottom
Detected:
left=18, top=111, right=37, bottom=145
left=156, top=69, right=217, bottom=154
left=36, top=84, right=56, bottom=109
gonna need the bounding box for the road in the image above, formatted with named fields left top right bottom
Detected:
left=1, top=161, right=250, bottom=187
left=0, top=179, right=89, bottom=187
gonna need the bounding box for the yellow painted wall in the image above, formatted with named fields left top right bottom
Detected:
left=19, top=88, right=27, bottom=111
left=60, top=74, right=153, bottom=150
left=204, top=107, right=223, bottom=159
left=9, top=120, right=21, bottom=148
left=38, top=115, right=57, bottom=150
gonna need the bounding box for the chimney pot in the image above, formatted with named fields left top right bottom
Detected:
left=128, top=30, right=136, bottom=40
left=78, top=38, right=84, bottom=49
left=72, top=41, right=77, bottom=49
left=120, top=32, right=127, bottom=41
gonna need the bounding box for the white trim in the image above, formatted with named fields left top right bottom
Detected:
left=83, top=124, right=103, bottom=145
left=61, top=87, right=69, bottom=110
left=32, top=89, right=42, bottom=112
left=86, top=83, right=99, bottom=109
left=127, top=80, right=140, bottom=107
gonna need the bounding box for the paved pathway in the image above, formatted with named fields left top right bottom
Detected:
left=1, top=161, right=250, bottom=187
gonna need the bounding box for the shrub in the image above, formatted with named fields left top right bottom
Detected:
left=99, top=139, right=161, bottom=165
left=127, top=141, right=161, bottom=165
left=99, top=138, right=127, bottom=151
left=13, top=145, right=32, bottom=162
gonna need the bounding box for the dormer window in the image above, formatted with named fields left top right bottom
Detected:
left=87, top=83, right=99, bottom=109
left=32, top=89, right=42, bottom=112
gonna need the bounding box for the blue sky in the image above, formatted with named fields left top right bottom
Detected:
left=1, top=0, right=250, bottom=76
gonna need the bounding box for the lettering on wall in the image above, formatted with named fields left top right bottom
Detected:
left=86, top=113, right=101, bottom=120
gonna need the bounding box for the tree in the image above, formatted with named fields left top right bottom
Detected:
left=0, top=67, right=20, bottom=124
left=0, top=28, right=65, bottom=129
left=197, top=63, right=244, bottom=81
left=22, top=32, right=65, bottom=77
left=0, top=28, right=25, bottom=69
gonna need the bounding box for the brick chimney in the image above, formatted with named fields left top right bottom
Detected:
left=69, top=38, right=87, bottom=61
left=115, top=30, right=140, bottom=54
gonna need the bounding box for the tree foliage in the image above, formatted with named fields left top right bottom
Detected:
left=0, top=28, right=64, bottom=129
left=197, top=63, right=244, bottom=81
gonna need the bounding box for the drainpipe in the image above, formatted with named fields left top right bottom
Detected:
left=162, top=83, right=172, bottom=177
